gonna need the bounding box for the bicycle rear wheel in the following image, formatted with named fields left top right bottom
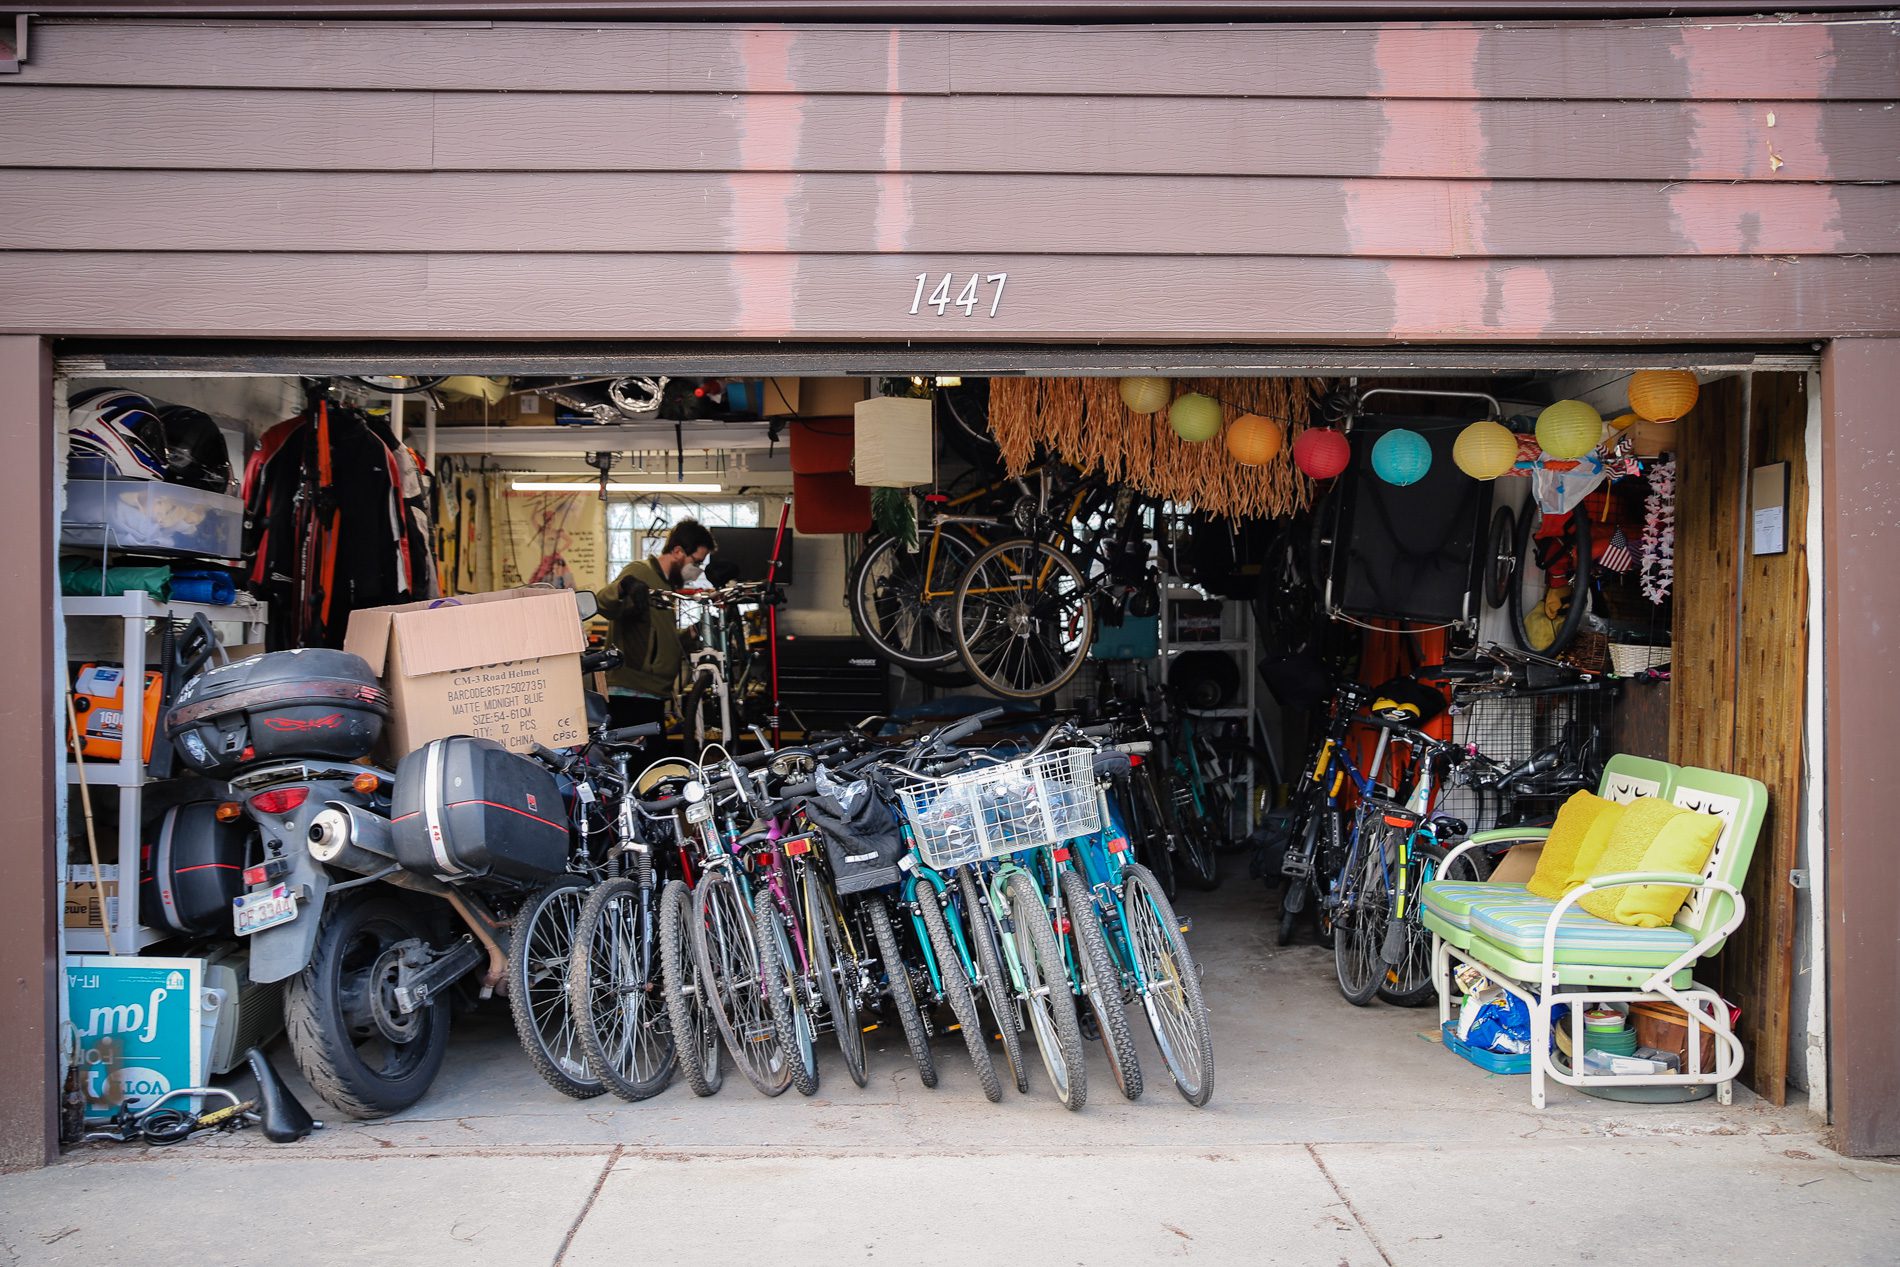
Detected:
left=1058, top=869, right=1142, bottom=1101
left=952, top=537, right=1095, bottom=700
left=809, top=877, right=869, bottom=1088
left=1333, top=831, right=1392, bottom=1007
left=753, top=886, right=820, bottom=1096
left=1121, top=862, right=1215, bottom=1107
left=957, top=868, right=1028, bottom=1093
left=1376, top=840, right=1447, bottom=1008
left=690, top=871, right=792, bottom=1097
left=915, top=886, right=1002, bottom=1102
left=849, top=531, right=979, bottom=674
left=1002, top=870, right=1087, bottom=1110
left=867, top=896, right=937, bottom=1089
left=509, top=876, right=604, bottom=1100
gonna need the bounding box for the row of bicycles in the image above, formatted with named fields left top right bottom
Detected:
left=1264, top=646, right=1610, bottom=1007
left=505, top=705, right=1216, bottom=1112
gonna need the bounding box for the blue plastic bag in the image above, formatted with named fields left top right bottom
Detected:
left=1463, top=996, right=1571, bottom=1055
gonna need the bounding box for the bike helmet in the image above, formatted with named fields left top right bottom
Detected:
left=154, top=404, right=235, bottom=492
left=67, top=388, right=166, bottom=481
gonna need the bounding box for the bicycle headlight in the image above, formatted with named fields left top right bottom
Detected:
left=683, top=779, right=706, bottom=804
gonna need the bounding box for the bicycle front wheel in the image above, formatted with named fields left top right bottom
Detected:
left=808, top=877, right=869, bottom=1089
left=915, top=885, right=1001, bottom=1103
left=1003, top=870, right=1087, bottom=1111
left=659, top=880, right=722, bottom=1098
left=690, top=872, right=792, bottom=1097
left=1333, top=833, right=1392, bottom=1007
left=1058, top=869, right=1142, bottom=1101
left=570, top=876, right=677, bottom=1102
left=952, top=537, right=1095, bottom=700
left=1121, top=862, right=1215, bottom=1107
left=958, top=868, right=1028, bottom=1093
left=868, top=896, right=938, bottom=1089
left=510, top=875, right=604, bottom=1100
left=1376, top=840, right=1447, bottom=1008
left=849, top=531, right=977, bottom=672
left=752, top=886, right=819, bottom=1096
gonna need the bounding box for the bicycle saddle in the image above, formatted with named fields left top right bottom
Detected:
left=1092, top=750, right=1133, bottom=778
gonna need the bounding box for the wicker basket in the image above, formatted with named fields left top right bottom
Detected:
left=1609, top=643, right=1671, bottom=675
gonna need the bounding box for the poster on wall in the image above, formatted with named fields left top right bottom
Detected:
left=66, top=955, right=204, bottom=1120
left=487, top=481, right=609, bottom=594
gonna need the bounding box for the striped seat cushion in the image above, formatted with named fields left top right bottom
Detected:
left=1467, top=899, right=1697, bottom=967
left=1420, top=880, right=1528, bottom=931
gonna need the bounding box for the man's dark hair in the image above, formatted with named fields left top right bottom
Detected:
left=665, top=517, right=716, bottom=556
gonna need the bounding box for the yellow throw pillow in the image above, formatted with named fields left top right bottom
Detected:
left=1526, top=790, right=1619, bottom=900
left=1614, top=811, right=1725, bottom=928
left=1577, top=797, right=1688, bottom=922
left=1563, top=802, right=1630, bottom=890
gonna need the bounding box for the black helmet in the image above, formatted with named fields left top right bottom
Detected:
left=154, top=404, right=234, bottom=492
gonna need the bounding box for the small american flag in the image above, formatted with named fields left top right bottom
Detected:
left=1598, top=527, right=1636, bottom=573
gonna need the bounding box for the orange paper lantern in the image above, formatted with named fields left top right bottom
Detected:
left=1628, top=370, right=1699, bottom=423
left=1225, top=413, right=1285, bottom=466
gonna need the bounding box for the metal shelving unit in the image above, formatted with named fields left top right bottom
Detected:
left=62, top=593, right=268, bottom=955
left=1154, top=582, right=1265, bottom=835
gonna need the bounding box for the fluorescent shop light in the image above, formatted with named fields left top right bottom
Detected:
left=510, top=479, right=725, bottom=494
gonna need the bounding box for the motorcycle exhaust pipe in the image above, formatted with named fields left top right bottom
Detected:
left=307, top=802, right=396, bottom=876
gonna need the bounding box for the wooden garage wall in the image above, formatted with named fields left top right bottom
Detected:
left=2, top=15, right=1899, bottom=341
left=1671, top=372, right=1810, bottom=1104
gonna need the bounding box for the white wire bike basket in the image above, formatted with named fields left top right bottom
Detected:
left=893, top=748, right=1102, bottom=870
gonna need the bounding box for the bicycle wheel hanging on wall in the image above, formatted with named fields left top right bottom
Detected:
left=952, top=538, right=1095, bottom=699
left=1484, top=504, right=1517, bottom=610
left=1508, top=503, right=1592, bottom=655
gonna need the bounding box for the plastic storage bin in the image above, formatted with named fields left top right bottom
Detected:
left=63, top=477, right=244, bottom=559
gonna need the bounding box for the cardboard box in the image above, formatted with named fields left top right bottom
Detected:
left=436, top=391, right=559, bottom=427
left=67, top=954, right=204, bottom=1118
left=344, top=587, right=588, bottom=756
left=65, top=866, right=120, bottom=931
left=799, top=377, right=868, bottom=417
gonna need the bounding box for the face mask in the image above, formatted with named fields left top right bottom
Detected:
left=680, top=560, right=704, bottom=585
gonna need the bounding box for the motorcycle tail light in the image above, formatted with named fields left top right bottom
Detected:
left=214, top=801, right=244, bottom=823
left=250, top=786, right=310, bottom=816
left=243, top=864, right=270, bottom=886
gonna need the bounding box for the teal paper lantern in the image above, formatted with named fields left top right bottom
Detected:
left=1371, top=428, right=1432, bottom=486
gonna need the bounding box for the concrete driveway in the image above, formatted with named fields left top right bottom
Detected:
left=4, top=882, right=1894, bottom=1265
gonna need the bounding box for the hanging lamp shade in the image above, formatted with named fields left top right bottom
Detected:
left=1225, top=413, right=1285, bottom=466
left=1292, top=427, right=1352, bottom=480
left=1628, top=370, right=1699, bottom=423
left=1167, top=392, right=1222, bottom=443
left=1535, top=399, right=1604, bottom=460
left=1452, top=420, right=1519, bottom=480
left=1371, top=428, right=1433, bottom=486
left=1609, top=412, right=1642, bottom=431
left=1118, top=376, right=1173, bottom=416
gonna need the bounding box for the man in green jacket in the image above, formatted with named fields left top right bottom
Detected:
left=595, top=517, right=716, bottom=729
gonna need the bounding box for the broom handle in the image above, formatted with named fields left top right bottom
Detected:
left=65, top=690, right=116, bottom=953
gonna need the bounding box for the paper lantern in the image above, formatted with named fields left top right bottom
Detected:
left=1628, top=370, right=1699, bottom=423
left=1167, top=393, right=1222, bottom=443
left=1452, top=420, right=1519, bottom=480
left=1293, top=428, right=1352, bottom=480
left=1371, top=428, right=1433, bottom=486
left=1118, top=376, right=1172, bottom=415
left=1609, top=412, right=1641, bottom=431
left=1535, top=399, right=1604, bottom=460
left=1225, top=413, right=1285, bottom=466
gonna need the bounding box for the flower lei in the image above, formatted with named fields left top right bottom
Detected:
left=1639, top=459, right=1676, bottom=604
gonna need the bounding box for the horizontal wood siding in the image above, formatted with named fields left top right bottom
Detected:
left=0, top=15, right=1896, bottom=340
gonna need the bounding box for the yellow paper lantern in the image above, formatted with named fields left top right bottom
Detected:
left=1225, top=413, right=1285, bottom=466
left=1168, top=393, right=1222, bottom=442
left=1609, top=412, right=1641, bottom=431
left=1628, top=370, right=1699, bottom=423
left=1452, top=420, right=1519, bottom=480
left=1535, top=399, right=1604, bottom=460
left=1118, top=376, right=1172, bottom=415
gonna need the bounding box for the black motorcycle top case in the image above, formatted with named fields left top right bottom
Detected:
left=165, top=648, right=389, bottom=776
left=390, top=736, right=569, bottom=883
left=140, top=800, right=252, bottom=937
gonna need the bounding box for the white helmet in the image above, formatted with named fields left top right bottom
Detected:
left=68, top=388, right=167, bottom=481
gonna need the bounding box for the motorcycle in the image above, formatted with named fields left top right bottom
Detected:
left=160, top=591, right=616, bottom=1118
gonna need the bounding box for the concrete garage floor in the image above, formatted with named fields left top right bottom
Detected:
left=5, top=879, right=1896, bottom=1265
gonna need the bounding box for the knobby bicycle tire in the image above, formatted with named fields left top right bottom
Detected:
left=659, top=879, right=722, bottom=1098
left=753, top=886, right=820, bottom=1097
left=915, top=887, right=1002, bottom=1103
left=867, top=896, right=938, bottom=1089
left=1058, top=869, right=1142, bottom=1101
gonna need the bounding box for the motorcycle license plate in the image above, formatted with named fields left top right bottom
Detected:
left=234, top=884, right=298, bottom=936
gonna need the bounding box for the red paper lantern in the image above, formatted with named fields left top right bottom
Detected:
left=1293, top=428, right=1351, bottom=480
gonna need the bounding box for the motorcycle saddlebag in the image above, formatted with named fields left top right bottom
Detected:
left=390, top=736, right=568, bottom=883
left=166, top=649, right=389, bottom=776
left=140, top=800, right=252, bottom=937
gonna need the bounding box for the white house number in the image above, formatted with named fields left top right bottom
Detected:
left=909, top=272, right=1008, bottom=318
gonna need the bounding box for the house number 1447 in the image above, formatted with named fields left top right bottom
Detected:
left=910, top=272, right=1008, bottom=318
